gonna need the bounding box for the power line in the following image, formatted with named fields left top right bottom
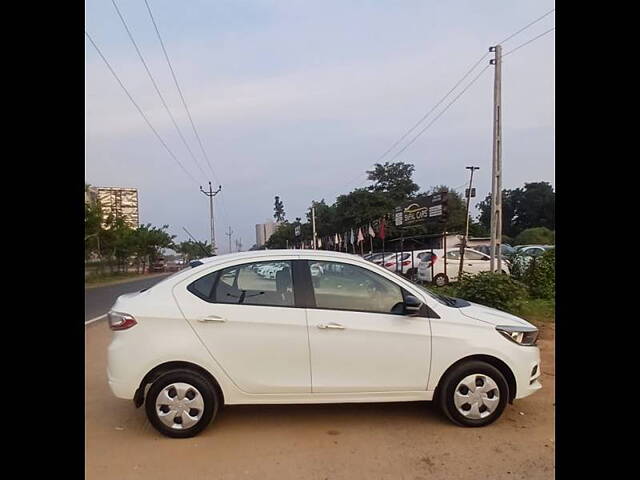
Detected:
left=85, top=31, right=199, bottom=186
left=111, top=0, right=209, bottom=180
left=143, top=0, right=220, bottom=184
left=502, top=27, right=555, bottom=58
left=498, top=8, right=555, bottom=44
left=374, top=52, right=490, bottom=165
left=332, top=51, right=491, bottom=195
left=388, top=65, right=491, bottom=161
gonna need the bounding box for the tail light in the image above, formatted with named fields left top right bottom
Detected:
left=384, top=262, right=395, bottom=267
left=108, top=311, right=138, bottom=331
left=401, top=260, right=411, bottom=266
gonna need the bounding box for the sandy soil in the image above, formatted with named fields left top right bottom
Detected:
left=86, top=321, right=554, bottom=480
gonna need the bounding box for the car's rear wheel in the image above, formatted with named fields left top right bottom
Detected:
left=433, top=273, right=449, bottom=287
left=145, top=369, right=218, bottom=438
left=437, top=361, right=508, bottom=427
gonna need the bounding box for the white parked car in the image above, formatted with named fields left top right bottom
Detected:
left=382, top=249, right=434, bottom=276
left=417, top=248, right=510, bottom=286
left=107, top=250, right=541, bottom=438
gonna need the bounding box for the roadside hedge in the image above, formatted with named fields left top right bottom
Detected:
left=454, top=272, right=529, bottom=311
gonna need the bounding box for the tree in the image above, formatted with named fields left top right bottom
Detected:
left=477, top=182, right=555, bottom=238
left=366, top=161, right=420, bottom=203
left=175, top=240, right=213, bottom=262
left=84, top=201, right=103, bottom=259
left=274, top=196, right=286, bottom=222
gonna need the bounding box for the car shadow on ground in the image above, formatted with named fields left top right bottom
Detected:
left=202, top=401, right=450, bottom=433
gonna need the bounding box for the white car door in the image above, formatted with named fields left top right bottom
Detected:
left=463, top=249, right=491, bottom=275
left=305, top=260, right=431, bottom=393
left=173, top=259, right=311, bottom=394
left=444, top=250, right=463, bottom=281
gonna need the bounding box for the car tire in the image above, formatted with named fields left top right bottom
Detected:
left=145, top=369, right=219, bottom=438
left=433, top=273, right=449, bottom=287
left=437, top=360, right=508, bottom=427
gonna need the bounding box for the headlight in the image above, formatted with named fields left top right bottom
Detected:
left=496, top=325, right=539, bottom=346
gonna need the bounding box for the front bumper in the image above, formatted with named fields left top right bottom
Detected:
left=513, top=352, right=543, bottom=400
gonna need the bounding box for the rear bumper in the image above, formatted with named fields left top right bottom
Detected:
left=107, top=372, right=136, bottom=400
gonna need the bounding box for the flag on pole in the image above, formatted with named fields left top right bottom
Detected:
left=350, top=229, right=355, bottom=245
left=357, top=227, right=364, bottom=243
left=368, top=224, right=375, bottom=238
left=379, top=218, right=386, bottom=240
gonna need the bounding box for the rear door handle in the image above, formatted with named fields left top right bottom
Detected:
left=317, top=322, right=345, bottom=330
left=198, top=315, right=227, bottom=323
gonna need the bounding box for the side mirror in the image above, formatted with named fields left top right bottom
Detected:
left=404, top=295, right=423, bottom=314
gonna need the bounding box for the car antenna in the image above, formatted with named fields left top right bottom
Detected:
left=182, top=227, right=212, bottom=258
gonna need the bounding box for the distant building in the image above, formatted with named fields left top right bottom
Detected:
left=94, top=187, right=140, bottom=229
left=85, top=186, right=98, bottom=206
left=255, top=220, right=278, bottom=248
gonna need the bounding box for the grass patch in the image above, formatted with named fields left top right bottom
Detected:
left=85, top=271, right=143, bottom=285
left=509, top=298, right=555, bottom=324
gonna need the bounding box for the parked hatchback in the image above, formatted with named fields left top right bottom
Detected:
left=417, top=248, right=510, bottom=286
left=107, top=250, right=541, bottom=438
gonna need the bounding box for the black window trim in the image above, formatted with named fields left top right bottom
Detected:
left=186, top=260, right=299, bottom=308
left=185, top=258, right=440, bottom=318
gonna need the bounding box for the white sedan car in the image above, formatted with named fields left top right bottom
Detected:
left=417, top=248, right=510, bottom=286
left=107, top=250, right=541, bottom=438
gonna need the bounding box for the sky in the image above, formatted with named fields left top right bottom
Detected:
left=85, top=0, right=555, bottom=254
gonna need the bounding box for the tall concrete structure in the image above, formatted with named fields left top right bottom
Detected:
left=255, top=220, right=277, bottom=248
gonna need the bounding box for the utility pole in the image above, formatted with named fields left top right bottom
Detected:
left=225, top=226, right=233, bottom=254
left=489, top=45, right=502, bottom=272
left=199, top=182, right=222, bottom=255
left=459, top=166, right=480, bottom=278
left=311, top=206, right=317, bottom=250
left=235, top=237, right=243, bottom=252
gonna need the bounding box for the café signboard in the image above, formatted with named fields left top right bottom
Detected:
left=394, top=192, right=448, bottom=226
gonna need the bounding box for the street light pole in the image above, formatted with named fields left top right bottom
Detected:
left=459, top=166, right=480, bottom=278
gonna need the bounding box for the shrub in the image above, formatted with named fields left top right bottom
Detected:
left=455, top=272, right=529, bottom=311
left=513, top=227, right=555, bottom=246
left=521, top=248, right=555, bottom=299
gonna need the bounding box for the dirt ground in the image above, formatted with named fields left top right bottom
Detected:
left=85, top=321, right=555, bottom=480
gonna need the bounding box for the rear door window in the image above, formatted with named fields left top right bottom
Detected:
left=213, top=261, right=295, bottom=307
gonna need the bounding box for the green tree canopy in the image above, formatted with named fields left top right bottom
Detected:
left=273, top=196, right=286, bottom=222
left=477, top=182, right=555, bottom=237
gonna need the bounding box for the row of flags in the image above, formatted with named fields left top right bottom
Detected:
left=297, top=218, right=387, bottom=250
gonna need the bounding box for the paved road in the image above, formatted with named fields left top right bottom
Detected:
left=84, top=274, right=171, bottom=323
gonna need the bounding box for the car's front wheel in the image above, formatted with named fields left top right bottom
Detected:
left=437, top=361, right=508, bottom=427
left=145, top=369, right=219, bottom=438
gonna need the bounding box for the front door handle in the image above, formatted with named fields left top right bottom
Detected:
left=198, top=315, right=227, bottom=323
left=317, top=322, right=345, bottom=330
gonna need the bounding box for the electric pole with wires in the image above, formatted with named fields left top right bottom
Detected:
left=225, top=226, right=233, bottom=254
left=200, top=182, right=222, bottom=255
left=489, top=45, right=503, bottom=273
